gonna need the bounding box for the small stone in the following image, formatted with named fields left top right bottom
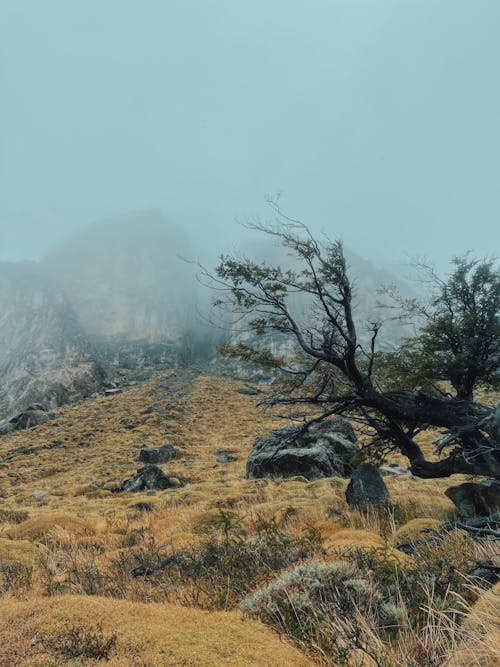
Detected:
left=235, top=387, right=261, bottom=396
left=215, top=449, right=238, bottom=463
left=104, top=388, right=123, bottom=396
left=120, top=464, right=179, bottom=492
left=379, top=465, right=413, bottom=477
left=31, top=491, right=50, bottom=500
left=345, top=464, right=390, bottom=510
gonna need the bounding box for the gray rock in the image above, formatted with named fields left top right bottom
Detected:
left=235, top=387, right=261, bottom=396
left=379, top=465, right=413, bottom=477
left=215, top=449, right=238, bottom=463
left=139, top=443, right=180, bottom=464
left=104, top=388, right=123, bottom=396
left=345, top=463, right=390, bottom=509
left=445, top=480, right=500, bottom=518
left=246, top=418, right=358, bottom=480
left=0, top=407, right=52, bottom=435
left=120, top=464, right=177, bottom=492
left=31, top=491, right=50, bottom=500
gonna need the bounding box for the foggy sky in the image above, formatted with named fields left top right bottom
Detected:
left=1, top=1, right=499, bottom=269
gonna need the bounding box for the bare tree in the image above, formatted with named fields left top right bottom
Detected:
left=203, top=207, right=500, bottom=481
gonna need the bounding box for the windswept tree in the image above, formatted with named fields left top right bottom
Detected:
left=204, top=208, right=500, bottom=481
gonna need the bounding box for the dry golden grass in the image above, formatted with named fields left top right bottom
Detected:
left=0, top=594, right=315, bottom=666
left=0, top=372, right=467, bottom=528
left=0, top=371, right=498, bottom=665
left=0, top=538, right=48, bottom=566
left=394, top=518, right=442, bottom=544
left=4, top=513, right=94, bottom=541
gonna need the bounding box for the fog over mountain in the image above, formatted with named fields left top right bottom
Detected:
left=1, top=2, right=499, bottom=419
left=44, top=210, right=197, bottom=343
left=0, top=210, right=419, bottom=420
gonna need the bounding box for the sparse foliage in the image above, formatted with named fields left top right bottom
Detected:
left=204, top=205, right=500, bottom=480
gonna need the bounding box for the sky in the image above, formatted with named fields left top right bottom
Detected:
left=1, top=1, right=499, bottom=270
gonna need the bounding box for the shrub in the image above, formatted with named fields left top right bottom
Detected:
left=174, top=524, right=315, bottom=610
left=45, top=622, right=117, bottom=660
left=0, top=561, right=33, bottom=594
left=0, top=508, right=29, bottom=524
left=240, top=559, right=400, bottom=661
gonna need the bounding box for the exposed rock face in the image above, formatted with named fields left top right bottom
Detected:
left=91, top=337, right=182, bottom=372
left=345, top=464, right=390, bottom=509
left=43, top=211, right=200, bottom=357
left=246, top=419, right=358, bottom=480
left=0, top=212, right=211, bottom=420
left=445, top=480, right=500, bottom=518
left=120, top=464, right=178, bottom=492
left=139, top=443, right=180, bottom=464
left=0, top=262, right=103, bottom=422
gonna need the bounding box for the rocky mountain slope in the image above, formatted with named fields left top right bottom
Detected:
left=0, top=211, right=416, bottom=421
left=0, top=372, right=497, bottom=666
left=0, top=262, right=103, bottom=422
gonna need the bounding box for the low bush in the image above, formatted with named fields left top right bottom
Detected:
left=45, top=622, right=117, bottom=661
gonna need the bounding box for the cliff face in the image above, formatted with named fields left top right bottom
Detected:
left=43, top=211, right=198, bottom=344
left=0, top=262, right=103, bottom=422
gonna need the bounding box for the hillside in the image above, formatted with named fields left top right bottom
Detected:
left=0, top=371, right=498, bottom=665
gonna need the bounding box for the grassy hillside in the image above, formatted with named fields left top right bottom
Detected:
left=0, top=371, right=498, bottom=665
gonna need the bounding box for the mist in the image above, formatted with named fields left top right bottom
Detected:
left=1, top=1, right=499, bottom=270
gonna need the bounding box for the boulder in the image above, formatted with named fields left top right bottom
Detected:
left=139, top=443, right=180, bottom=464
left=0, top=406, right=52, bottom=435
left=246, top=418, right=358, bottom=480
left=120, top=464, right=178, bottom=492
left=445, top=480, right=500, bottom=518
left=345, top=463, right=390, bottom=510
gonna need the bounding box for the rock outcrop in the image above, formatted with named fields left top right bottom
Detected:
left=246, top=419, right=358, bottom=480
left=0, top=405, right=52, bottom=435
left=43, top=210, right=201, bottom=366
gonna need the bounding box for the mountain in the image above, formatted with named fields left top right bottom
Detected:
left=43, top=210, right=198, bottom=344
left=0, top=261, right=103, bottom=422
left=0, top=211, right=417, bottom=419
